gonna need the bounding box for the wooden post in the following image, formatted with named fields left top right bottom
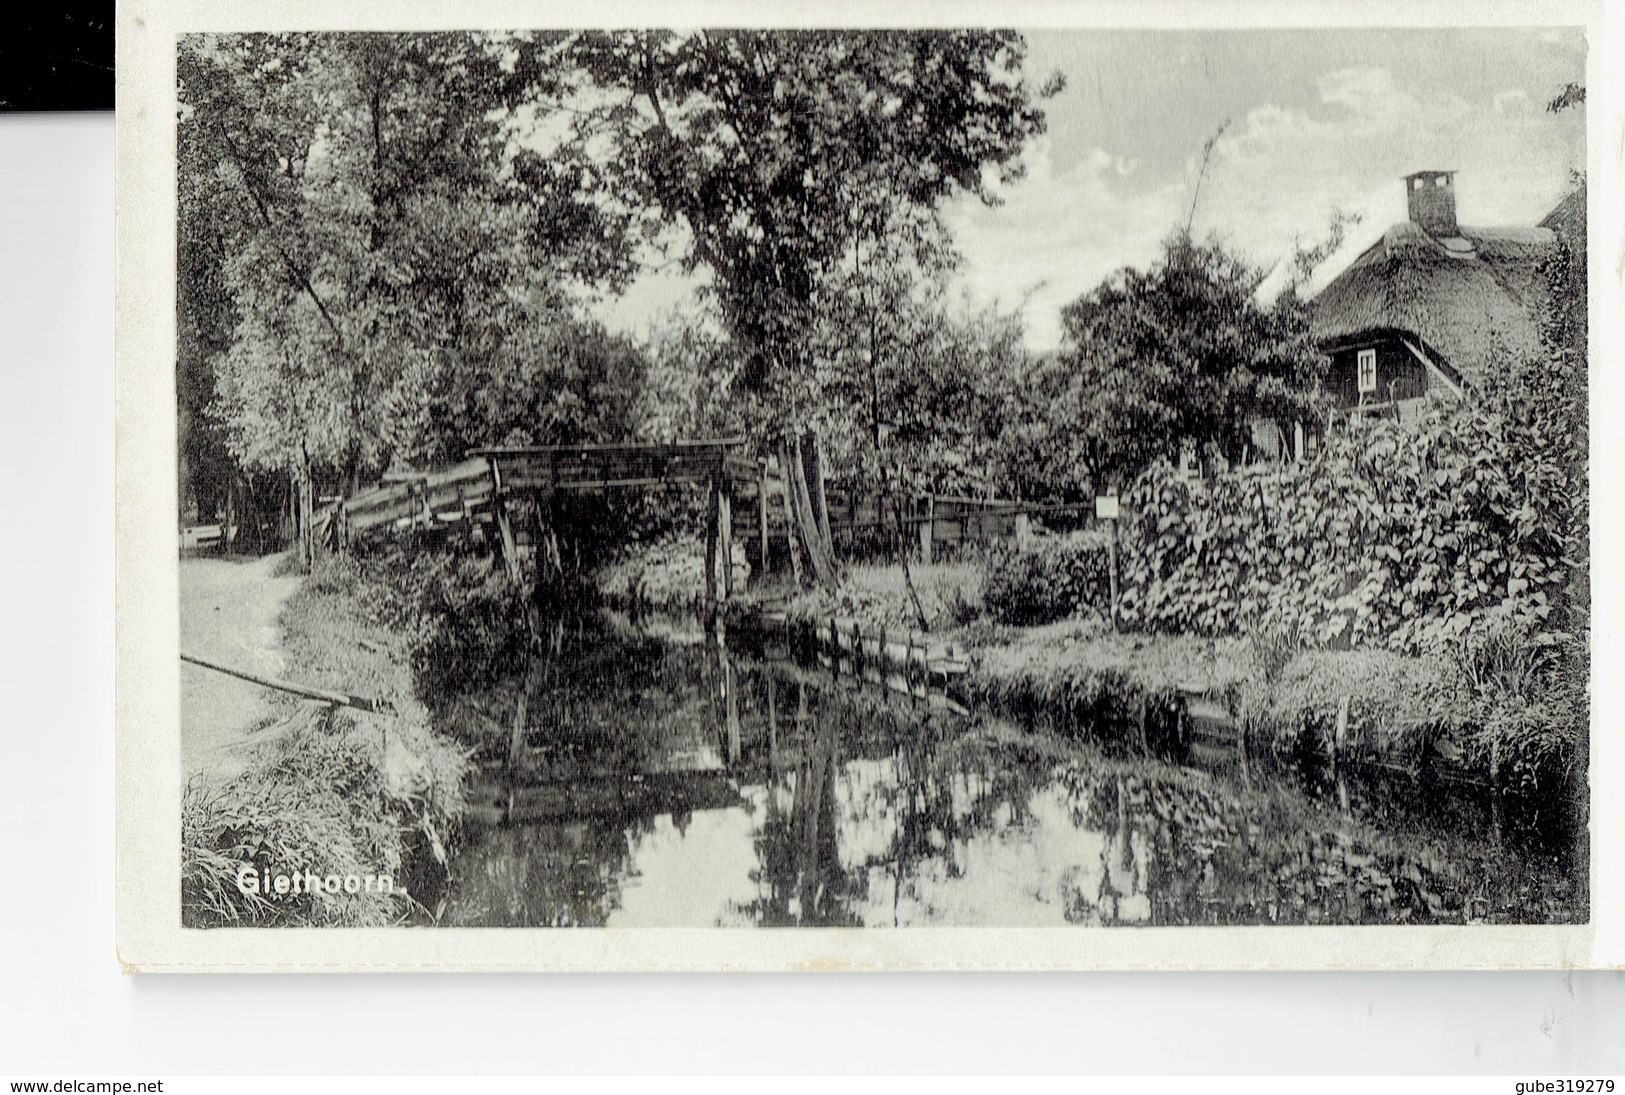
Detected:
left=723, top=648, right=741, bottom=765
left=1489, top=737, right=1506, bottom=845
left=703, top=473, right=719, bottom=611
left=489, top=461, right=521, bottom=585
left=537, top=489, right=564, bottom=582
left=718, top=479, right=734, bottom=602
left=1014, top=512, right=1031, bottom=550
left=222, top=476, right=235, bottom=556
left=298, top=470, right=315, bottom=572
left=508, top=677, right=528, bottom=772
left=1333, top=689, right=1353, bottom=809
left=919, top=493, right=934, bottom=566
left=907, top=631, right=920, bottom=706
left=284, top=476, right=297, bottom=549
left=757, top=459, right=771, bottom=579
left=1236, top=708, right=1252, bottom=787
left=766, top=677, right=778, bottom=758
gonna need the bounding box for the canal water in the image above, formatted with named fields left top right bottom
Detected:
left=435, top=614, right=1583, bottom=928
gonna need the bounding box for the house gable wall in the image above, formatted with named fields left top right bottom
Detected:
left=1325, top=337, right=1428, bottom=408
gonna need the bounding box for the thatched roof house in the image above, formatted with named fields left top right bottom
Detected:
left=1308, top=171, right=1560, bottom=413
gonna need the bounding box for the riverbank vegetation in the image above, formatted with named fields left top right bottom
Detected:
left=181, top=555, right=469, bottom=927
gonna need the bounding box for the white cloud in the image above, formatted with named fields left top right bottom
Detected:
left=1317, top=66, right=1402, bottom=116
left=944, top=137, right=1188, bottom=352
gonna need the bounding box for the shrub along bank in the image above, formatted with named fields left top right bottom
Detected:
left=982, top=528, right=1110, bottom=627
left=1115, top=415, right=1572, bottom=653
left=959, top=619, right=1260, bottom=749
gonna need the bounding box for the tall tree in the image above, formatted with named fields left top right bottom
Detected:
left=1050, top=235, right=1330, bottom=486
left=568, top=30, right=1056, bottom=406
left=179, top=32, right=639, bottom=559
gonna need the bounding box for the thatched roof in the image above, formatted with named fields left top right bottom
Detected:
left=1540, top=185, right=1586, bottom=251
left=1309, top=218, right=1556, bottom=383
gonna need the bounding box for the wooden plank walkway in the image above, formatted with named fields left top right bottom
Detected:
left=339, top=440, right=746, bottom=537
left=470, top=438, right=741, bottom=493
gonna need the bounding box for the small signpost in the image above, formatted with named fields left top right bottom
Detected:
left=1097, top=492, right=1121, bottom=631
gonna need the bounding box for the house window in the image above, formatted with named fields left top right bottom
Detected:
left=1357, top=349, right=1378, bottom=394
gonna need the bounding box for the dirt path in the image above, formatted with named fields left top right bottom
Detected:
left=179, top=552, right=304, bottom=782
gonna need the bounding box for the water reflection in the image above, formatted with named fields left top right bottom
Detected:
left=440, top=617, right=1580, bottom=928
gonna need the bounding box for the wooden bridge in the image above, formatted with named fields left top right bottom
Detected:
left=325, top=434, right=1092, bottom=606
left=326, top=438, right=756, bottom=602
left=335, top=439, right=752, bottom=538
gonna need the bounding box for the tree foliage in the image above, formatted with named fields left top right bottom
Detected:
left=633, top=306, right=748, bottom=444
left=567, top=30, right=1056, bottom=401
left=179, top=32, right=639, bottom=487
left=1547, top=82, right=1585, bottom=113
left=1049, top=236, right=1330, bottom=486
left=797, top=197, right=1033, bottom=498
left=179, top=26, right=1060, bottom=534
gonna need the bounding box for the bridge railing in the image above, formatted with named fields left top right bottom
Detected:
left=328, top=440, right=1089, bottom=574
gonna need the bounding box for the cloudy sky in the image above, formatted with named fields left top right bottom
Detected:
left=597, top=27, right=1587, bottom=352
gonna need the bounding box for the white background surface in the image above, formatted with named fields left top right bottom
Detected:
left=3, top=109, right=1624, bottom=1076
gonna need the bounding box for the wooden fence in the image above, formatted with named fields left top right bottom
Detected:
left=727, top=465, right=1093, bottom=571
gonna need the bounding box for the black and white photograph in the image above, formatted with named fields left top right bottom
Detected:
left=113, top=5, right=1609, bottom=969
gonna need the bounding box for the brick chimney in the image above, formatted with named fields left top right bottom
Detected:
left=1405, top=170, right=1458, bottom=236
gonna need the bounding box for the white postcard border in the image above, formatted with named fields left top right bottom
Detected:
left=117, top=0, right=1624, bottom=972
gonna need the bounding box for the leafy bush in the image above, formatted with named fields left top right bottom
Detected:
left=594, top=530, right=750, bottom=610
left=964, top=624, right=1259, bottom=750
left=983, top=528, right=1111, bottom=625
left=182, top=710, right=408, bottom=927
left=1117, top=395, right=1578, bottom=653
left=781, top=561, right=984, bottom=634
left=182, top=554, right=469, bottom=927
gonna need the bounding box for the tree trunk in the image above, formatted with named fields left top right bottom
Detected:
left=718, top=484, right=734, bottom=602
left=757, top=459, right=771, bottom=580
left=295, top=462, right=314, bottom=573
left=787, top=435, right=838, bottom=587
left=704, top=474, right=719, bottom=611
left=806, top=430, right=833, bottom=554
left=222, top=475, right=235, bottom=557
left=891, top=490, right=930, bottom=632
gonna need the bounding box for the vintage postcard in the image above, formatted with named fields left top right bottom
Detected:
left=116, top=0, right=1621, bottom=970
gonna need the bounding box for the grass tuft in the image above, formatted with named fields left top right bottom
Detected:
left=181, top=554, right=470, bottom=928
